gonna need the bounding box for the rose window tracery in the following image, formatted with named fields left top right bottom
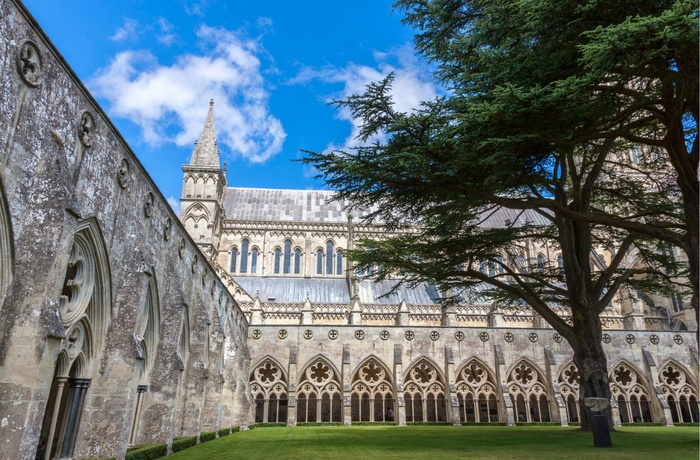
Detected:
left=508, top=361, right=550, bottom=423
left=351, top=358, right=394, bottom=423
left=558, top=362, right=580, bottom=423
left=298, top=357, right=342, bottom=423
left=403, top=360, right=446, bottom=423
left=658, top=362, right=698, bottom=423
left=455, top=360, right=498, bottom=423
left=610, top=363, right=652, bottom=423
left=250, top=359, right=288, bottom=424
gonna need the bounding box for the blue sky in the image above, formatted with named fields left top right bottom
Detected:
left=22, top=0, right=439, bottom=212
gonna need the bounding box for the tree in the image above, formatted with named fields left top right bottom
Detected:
left=303, top=0, right=696, bottom=430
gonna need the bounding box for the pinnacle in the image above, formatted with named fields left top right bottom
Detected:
left=189, top=100, right=220, bottom=167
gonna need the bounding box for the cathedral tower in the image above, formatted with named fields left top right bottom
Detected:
left=180, top=100, right=226, bottom=259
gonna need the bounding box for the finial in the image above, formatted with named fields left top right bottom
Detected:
left=209, top=98, right=214, bottom=107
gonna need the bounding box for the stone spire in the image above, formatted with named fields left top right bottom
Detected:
left=189, top=99, right=220, bottom=166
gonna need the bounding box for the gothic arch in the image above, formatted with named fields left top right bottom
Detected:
left=657, top=360, right=699, bottom=423
left=455, top=357, right=500, bottom=423
left=249, top=356, right=288, bottom=423
left=0, top=177, right=14, bottom=308
left=350, top=355, right=394, bottom=422
left=183, top=202, right=211, bottom=221
left=297, top=355, right=342, bottom=423
left=609, top=359, right=652, bottom=423
left=403, top=356, right=447, bottom=423
left=507, top=358, right=551, bottom=423
left=36, top=217, right=112, bottom=460
left=556, top=360, right=580, bottom=423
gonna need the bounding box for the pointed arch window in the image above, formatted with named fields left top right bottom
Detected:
left=283, top=240, right=292, bottom=274
left=536, top=254, right=545, bottom=272
left=251, top=248, right=258, bottom=274
left=294, top=249, right=302, bottom=275
left=336, top=250, right=343, bottom=275
left=240, top=240, right=250, bottom=274
left=273, top=248, right=281, bottom=274
left=326, top=241, right=334, bottom=275
left=230, top=248, right=238, bottom=273
left=316, top=249, right=323, bottom=275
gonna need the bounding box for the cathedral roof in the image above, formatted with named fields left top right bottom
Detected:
left=234, top=276, right=439, bottom=304
left=188, top=99, right=220, bottom=167
left=222, top=188, right=376, bottom=223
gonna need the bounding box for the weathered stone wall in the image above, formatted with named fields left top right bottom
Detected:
left=247, top=325, right=698, bottom=426
left=0, top=2, right=252, bottom=459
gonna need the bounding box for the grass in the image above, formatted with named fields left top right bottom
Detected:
left=167, top=425, right=700, bottom=460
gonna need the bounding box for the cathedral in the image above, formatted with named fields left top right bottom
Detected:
left=0, top=0, right=697, bottom=459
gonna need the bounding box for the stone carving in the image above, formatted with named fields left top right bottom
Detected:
left=179, top=238, right=186, bottom=259
left=429, top=330, right=440, bottom=341
left=504, top=332, right=514, bottom=342
left=278, top=329, right=288, bottom=339
left=553, top=333, right=562, bottom=343
left=65, top=322, right=85, bottom=358
left=328, top=329, right=338, bottom=340
left=602, top=333, right=611, bottom=344
left=455, top=331, right=465, bottom=341
left=191, top=255, right=197, bottom=273
left=251, top=329, right=261, bottom=339
left=625, top=334, right=635, bottom=344
left=673, top=334, right=683, bottom=345
left=380, top=330, right=389, bottom=340
left=144, top=192, right=154, bottom=218
left=117, top=159, right=130, bottom=188
left=164, top=218, right=172, bottom=241
left=79, top=111, right=95, bottom=147
left=529, top=332, right=538, bottom=343
left=303, top=329, right=313, bottom=340
left=405, top=330, right=414, bottom=341
left=479, top=331, right=489, bottom=342
left=355, top=329, right=365, bottom=340
left=17, top=40, right=43, bottom=86
left=649, top=334, right=659, bottom=345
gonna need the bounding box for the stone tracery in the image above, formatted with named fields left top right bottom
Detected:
left=250, top=358, right=288, bottom=423
left=658, top=361, right=699, bottom=423
left=403, top=359, right=446, bottom=423
left=351, top=358, right=394, bottom=422
left=610, top=362, right=652, bottom=423
left=297, top=357, right=342, bottom=423
left=508, top=360, right=551, bottom=423
left=455, top=359, right=499, bottom=423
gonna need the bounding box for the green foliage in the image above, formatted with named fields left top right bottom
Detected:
left=406, top=422, right=453, bottom=426
left=199, top=431, right=216, bottom=443
left=124, top=444, right=167, bottom=460
left=231, top=426, right=240, bottom=433
left=217, top=427, right=231, bottom=437
left=460, top=422, right=507, bottom=426
left=351, top=421, right=398, bottom=426
left=248, top=422, right=286, bottom=429
left=296, top=422, right=343, bottom=426
left=621, top=422, right=664, bottom=427
left=515, top=422, right=561, bottom=427
left=674, top=422, right=700, bottom=427
left=172, top=436, right=198, bottom=452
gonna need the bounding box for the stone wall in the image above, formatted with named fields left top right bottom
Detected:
left=0, top=2, right=252, bottom=459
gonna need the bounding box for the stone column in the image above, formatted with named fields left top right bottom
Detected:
left=642, top=347, right=674, bottom=425
left=59, top=378, right=91, bottom=459
left=444, top=346, right=461, bottom=426
left=544, top=347, right=568, bottom=426
left=494, top=345, right=515, bottom=426
left=394, top=345, right=406, bottom=426
left=129, top=385, right=148, bottom=445
left=43, top=377, right=68, bottom=460
left=287, top=346, right=298, bottom=426
left=342, top=344, right=352, bottom=426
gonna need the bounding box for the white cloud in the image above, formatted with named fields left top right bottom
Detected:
left=156, top=18, right=177, bottom=46
left=110, top=19, right=139, bottom=42
left=291, top=45, right=439, bottom=154
left=90, top=25, right=286, bottom=163
left=167, top=196, right=181, bottom=214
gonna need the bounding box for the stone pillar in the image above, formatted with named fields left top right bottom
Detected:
left=349, top=299, right=362, bottom=325
left=396, top=300, right=409, bottom=327
left=342, top=345, right=352, bottom=426
left=494, top=345, right=515, bottom=426
left=642, top=347, right=674, bottom=425
left=59, top=378, right=91, bottom=459
left=543, top=347, right=568, bottom=426
left=250, top=297, right=264, bottom=325
left=488, top=306, right=505, bottom=327
left=129, top=385, right=148, bottom=445
left=444, top=346, right=461, bottom=426
left=394, top=345, right=406, bottom=426
left=442, top=305, right=457, bottom=327
left=287, top=346, right=298, bottom=426
left=301, top=297, right=313, bottom=325
left=610, top=397, right=622, bottom=427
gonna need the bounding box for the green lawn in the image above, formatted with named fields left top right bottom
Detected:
left=168, top=425, right=699, bottom=460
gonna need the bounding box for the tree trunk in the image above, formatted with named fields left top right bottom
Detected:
left=569, top=309, right=612, bottom=432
